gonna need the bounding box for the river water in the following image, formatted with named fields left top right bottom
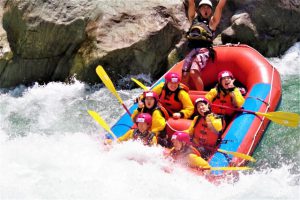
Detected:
left=0, top=43, right=299, bottom=199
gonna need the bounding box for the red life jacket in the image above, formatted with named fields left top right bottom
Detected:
left=142, top=105, right=170, bottom=120
left=211, top=87, right=236, bottom=116
left=159, top=84, right=189, bottom=115
left=191, top=116, right=221, bottom=148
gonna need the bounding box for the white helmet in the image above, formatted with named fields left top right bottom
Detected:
left=198, top=0, right=213, bottom=9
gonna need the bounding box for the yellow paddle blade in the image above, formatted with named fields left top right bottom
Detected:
left=87, top=110, right=117, bottom=140
left=209, top=167, right=252, bottom=171
left=131, top=78, right=149, bottom=91
left=217, top=149, right=256, bottom=162
left=96, top=65, right=123, bottom=104
left=256, top=111, right=300, bottom=128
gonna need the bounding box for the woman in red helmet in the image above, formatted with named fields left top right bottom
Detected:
left=152, top=72, right=194, bottom=119
left=132, top=90, right=170, bottom=147
left=186, top=97, right=225, bottom=159
left=118, top=113, right=157, bottom=146
left=165, top=131, right=210, bottom=169
left=182, top=0, right=227, bottom=90
left=205, top=70, right=245, bottom=119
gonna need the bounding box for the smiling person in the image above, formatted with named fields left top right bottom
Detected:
left=186, top=97, right=225, bottom=159
left=118, top=113, right=157, bottom=146
left=205, top=70, right=245, bottom=120
left=165, top=131, right=210, bottom=169
left=132, top=91, right=170, bottom=147
left=152, top=72, right=194, bottom=119
left=182, top=0, right=227, bottom=90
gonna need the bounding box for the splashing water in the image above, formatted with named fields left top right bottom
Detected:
left=0, top=44, right=300, bottom=199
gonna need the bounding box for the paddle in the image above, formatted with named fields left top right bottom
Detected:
left=217, top=149, right=256, bottom=162
left=131, top=78, right=149, bottom=91
left=87, top=110, right=118, bottom=140
left=212, top=104, right=300, bottom=128
left=96, top=65, right=131, bottom=116
left=188, top=154, right=252, bottom=171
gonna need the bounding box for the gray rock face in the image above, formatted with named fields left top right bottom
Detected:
left=0, top=0, right=299, bottom=88
left=221, top=0, right=300, bottom=57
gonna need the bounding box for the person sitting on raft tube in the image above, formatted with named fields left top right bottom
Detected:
left=165, top=131, right=210, bottom=169
left=205, top=70, right=245, bottom=120
left=132, top=91, right=170, bottom=147
left=185, top=97, right=225, bottom=159
left=181, top=0, right=227, bottom=91
left=152, top=72, right=194, bottom=119
left=116, top=113, right=157, bottom=146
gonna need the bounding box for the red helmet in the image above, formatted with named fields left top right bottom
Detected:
left=165, top=72, right=181, bottom=83
left=143, top=91, right=158, bottom=101
left=171, top=131, right=190, bottom=144
left=218, top=70, right=234, bottom=83
left=136, top=113, right=152, bottom=125
left=194, top=97, right=210, bottom=106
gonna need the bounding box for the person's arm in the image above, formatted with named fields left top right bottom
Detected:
left=178, top=90, right=195, bottom=119
left=188, top=0, right=196, bottom=23
left=151, top=109, right=166, bottom=134
left=206, top=113, right=223, bottom=134
left=230, top=88, right=245, bottom=108
left=151, top=82, right=164, bottom=96
left=205, top=87, right=218, bottom=103
left=118, top=129, right=134, bottom=142
left=209, top=0, right=227, bottom=30
left=185, top=116, right=198, bottom=134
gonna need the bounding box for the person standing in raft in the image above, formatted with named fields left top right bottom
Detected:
left=132, top=91, right=170, bottom=147
left=205, top=70, right=245, bottom=122
left=165, top=131, right=210, bottom=169
left=182, top=0, right=227, bottom=90
left=186, top=97, right=225, bottom=159
left=152, top=72, right=194, bottom=119
left=106, top=113, right=157, bottom=146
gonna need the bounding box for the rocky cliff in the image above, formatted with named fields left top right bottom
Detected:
left=0, top=0, right=299, bottom=88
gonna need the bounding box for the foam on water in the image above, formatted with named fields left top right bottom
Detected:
left=0, top=44, right=300, bottom=199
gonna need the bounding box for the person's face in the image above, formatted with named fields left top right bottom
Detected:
left=198, top=5, right=212, bottom=19
left=197, top=102, right=210, bottom=116
left=167, top=82, right=179, bottom=92
left=145, top=97, right=155, bottom=108
left=172, top=139, right=183, bottom=151
left=137, top=122, right=149, bottom=133
left=221, top=76, right=232, bottom=89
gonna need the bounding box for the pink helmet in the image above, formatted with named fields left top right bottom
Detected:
left=143, top=91, right=158, bottom=101
left=136, top=113, right=152, bottom=125
left=194, top=97, right=210, bottom=106
left=171, top=131, right=190, bottom=144
left=165, top=72, right=181, bottom=83
left=218, top=70, right=234, bottom=83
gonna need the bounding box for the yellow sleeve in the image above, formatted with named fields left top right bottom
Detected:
left=205, top=88, right=218, bottom=103
left=177, top=90, right=195, bottom=119
left=151, top=82, right=164, bottom=96
left=151, top=109, right=166, bottom=135
left=118, top=129, right=134, bottom=142
left=231, top=88, right=245, bottom=108
left=206, top=114, right=223, bottom=132
left=188, top=153, right=210, bottom=168
left=185, top=116, right=198, bottom=135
